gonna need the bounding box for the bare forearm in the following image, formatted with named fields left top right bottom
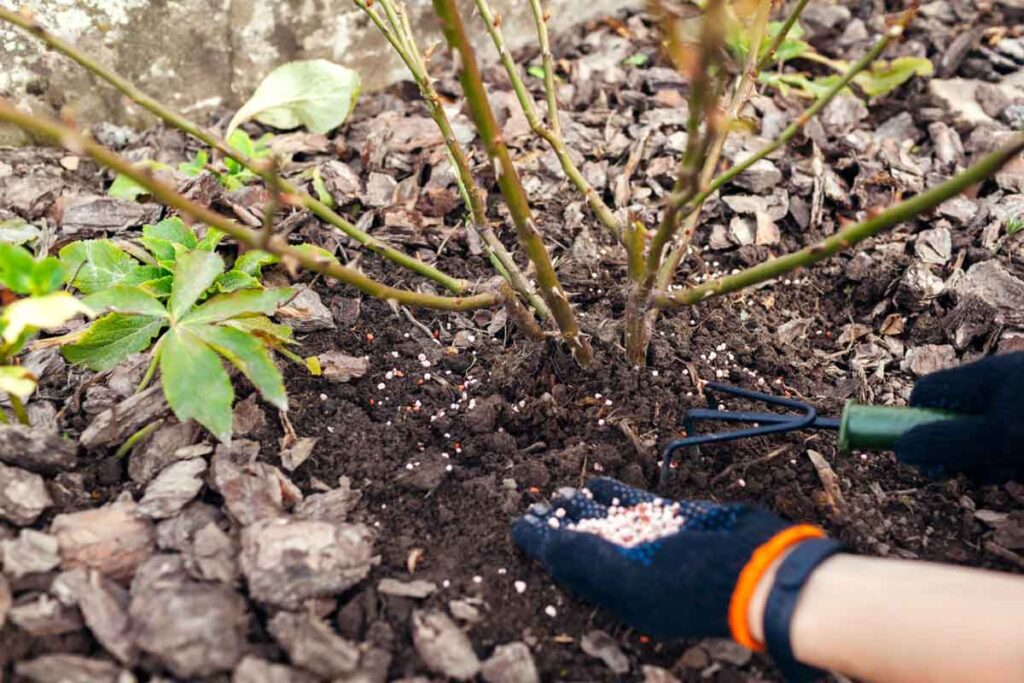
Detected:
left=764, top=555, right=1024, bottom=682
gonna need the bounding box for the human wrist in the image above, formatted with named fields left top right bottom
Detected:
left=747, top=547, right=794, bottom=643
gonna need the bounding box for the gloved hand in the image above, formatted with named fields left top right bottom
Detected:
left=511, top=478, right=840, bottom=677
left=895, top=352, right=1024, bottom=483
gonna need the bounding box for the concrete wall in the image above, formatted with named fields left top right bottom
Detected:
left=0, top=0, right=636, bottom=144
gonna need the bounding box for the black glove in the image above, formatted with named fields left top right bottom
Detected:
left=513, top=479, right=843, bottom=681
left=895, top=352, right=1024, bottom=483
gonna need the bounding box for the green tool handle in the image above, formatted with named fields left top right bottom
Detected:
left=837, top=402, right=961, bottom=454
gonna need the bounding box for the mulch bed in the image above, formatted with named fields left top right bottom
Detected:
left=1, top=1, right=1023, bottom=681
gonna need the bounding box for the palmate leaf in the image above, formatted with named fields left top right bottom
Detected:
left=233, top=249, right=279, bottom=277
left=224, top=314, right=295, bottom=346
left=61, top=313, right=165, bottom=371
left=189, top=323, right=287, bottom=410
left=214, top=271, right=262, bottom=293
left=141, top=217, right=199, bottom=263
left=181, top=287, right=293, bottom=325
left=159, top=328, right=235, bottom=443
left=0, top=366, right=37, bottom=400
left=168, top=251, right=225, bottom=320
left=853, top=56, right=934, bottom=98
left=60, top=240, right=141, bottom=294
left=82, top=285, right=169, bottom=318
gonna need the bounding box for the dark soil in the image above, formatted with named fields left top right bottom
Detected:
left=2, top=1, right=1024, bottom=681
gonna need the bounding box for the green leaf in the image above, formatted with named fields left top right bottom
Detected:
left=214, top=271, right=262, bottom=293
left=197, top=228, right=225, bottom=252
left=1006, top=215, right=1024, bottom=236
left=107, top=161, right=173, bottom=200
left=182, top=287, right=293, bottom=325
left=62, top=313, right=164, bottom=371
left=527, top=65, right=545, bottom=79
left=233, top=249, right=279, bottom=276
left=0, top=219, right=41, bottom=246
left=82, top=285, right=168, bottom=318
left=168, top=250, right=225, bottom=320
left=1, top=292, right=93, bottom=345
left=224, top=314, right=295, bottom=346
left=159, top=327, right=234, bottom=442
left=60, top=240, right=141, bottom=294
left=190, top=323, right=287, bottom=410
left=141, top=217, right=198, bottom=263
left=178, top=150, right=209, bottom=177
left=0, top=244, right=66, bottom=296
left=144, top=218, right=198, bottom=249
left=311, top=166, right=335, bottom=209
left=227, top=59, right=362, bottom=136
left=853, top=56, right=934, bottom=98
left=139, top=275, right=175, bottom=298
left=0, top=365, right=37, bottom=400
left=622, top=53, right=650, bottom=67
left=227, top=129, right=257, bottom=159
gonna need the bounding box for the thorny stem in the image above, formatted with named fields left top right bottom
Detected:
left=354, top=0, right=550, bottom=320
left=113, top=420, right=162, bottom=460
left=672, top=24, right=900, bottom=253
left=8, top=395, right=30, bottom=426
left=0, top=100, right=503, bottom=312
left=623, top=0, right=728, bottom=364
left=656, top=9, right=914, bottom=286
left=0, top=7, right=469, bottom=294
left=656, top=133, right=1024, bottom=306
left=755, top=0, right=811, bottom=72
left=472, top=0, right=623, bottom=242
left=527, top=0, right=561, bottom=139
left=657, top=0, right=773, bottom=282
left=433, top=0, right=593, bottom=365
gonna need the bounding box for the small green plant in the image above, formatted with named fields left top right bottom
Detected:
left=109, top=130, right=274, bottom=199
left=1007, top=215, right=1024, bottom=236
left=0, top=243, right=92, bottom=423
left=59, top=218, right=294, bottom=441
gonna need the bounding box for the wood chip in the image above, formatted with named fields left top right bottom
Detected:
left=0, top=425, right=76, bottom=473
left=268, top=611, right=361, bottom=678
left=807, top=449, right=846, bottom=515
left=318, top=351, right=370, bottom=383
left=481, top=641, right=539, bottom=683
left=0, top=462, right=52, bottom=525
left=137, top=459, right=207, bottom=519
left=51, top=496, right=156, bottom=582
left=80, top=386, right=171, bottom=450
left=412, top=609, right=481, bottom=681
left=239, top=517, right=376, bottom=609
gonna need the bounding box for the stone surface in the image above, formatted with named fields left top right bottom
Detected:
left=1, top=0, right=638, bottom=133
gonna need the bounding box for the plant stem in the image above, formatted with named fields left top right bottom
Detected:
left=112, top=420, right=163, bottom=461
left=433, top=0, right=593, bottom=365
left=0, top=99, right=503, bottom=312
left=656, top=15, right=910, bottom=286
left=136, top=349, right=161, bottom=393
left=755, top=0, right=811, bottom=72
left=8, top=395, right=29, bottom=426
left=623, top=0, right=728, bottom=364
left=472, top=0, right=623, bottom=242
left=656, top=133, right=1024, bottom=306
left=528, top=0, right=561, bottom=138
left=0, top=408, right=9, bottom=424
left=0, top=7, right=468, bottom=294
left=354, top=0, right=550, bottom=319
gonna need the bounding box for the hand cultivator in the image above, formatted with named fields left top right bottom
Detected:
left=659, top=382, right=960, bottom=486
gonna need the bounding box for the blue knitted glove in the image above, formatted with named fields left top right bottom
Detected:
left=511, top=478, right=819, bottom=641
left=895, top=352, right=1024, bottom=483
